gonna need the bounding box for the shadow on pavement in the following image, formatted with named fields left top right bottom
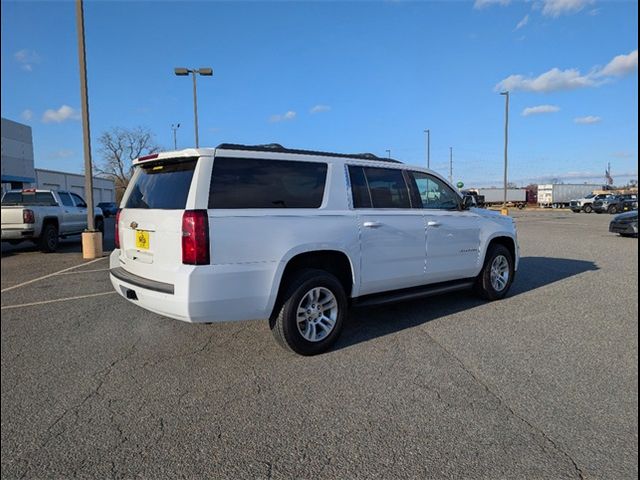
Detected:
left=336, top=256, right=598, bottom=351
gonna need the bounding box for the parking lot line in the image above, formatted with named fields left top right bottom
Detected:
left=1, top=291, right=116, bottom=310
left=0, top=256, right=108, bottom=294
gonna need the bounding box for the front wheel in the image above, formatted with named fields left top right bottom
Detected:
left=270, top=269, right=347, bottom=355
left=607, top=205, right=618, bottom=214
left=583, top=204, right=593, bottom=213
left=475, top=244, right=514, bottom=301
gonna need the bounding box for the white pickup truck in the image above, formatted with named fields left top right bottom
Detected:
left=1, top=189, right=104, bottom=252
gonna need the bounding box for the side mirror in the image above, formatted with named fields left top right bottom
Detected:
left=462, top=195, right=475, bottom=210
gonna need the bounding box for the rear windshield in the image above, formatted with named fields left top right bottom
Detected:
left=1, top=192, right=57, bottom=206
left=209, top=157, right=328, bottom=209
left=125, top=159, right=197, bottom=209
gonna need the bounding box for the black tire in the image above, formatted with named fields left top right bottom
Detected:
left=270, top=269, right=347, bottom=356
left=607, top=205, right=617, bottom=214
left=38, top=223, right=59, bottom=253
left=475, top=244, right=515, bottom=301
left=583, top=204, right=593, bottom=213
left=571, top=209, right=580, bottom=214
left=95, top=217, right=105, bottom=234
left=7, top=240, right=23, bottom=246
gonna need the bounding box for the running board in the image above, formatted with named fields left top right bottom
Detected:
left=353, top=279, right=475, bottom=308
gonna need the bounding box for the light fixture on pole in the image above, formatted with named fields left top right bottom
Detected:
left=386, top=149, right=391, bottom=159
left=174, top=67, right=213, bottom=148
left=424, top=129, right=430, bottom=169
left=500, top=91, right=510, bottom=213
left=171, top=123, right=181, bottom=150
left=75, top=0, right=101, bottom=259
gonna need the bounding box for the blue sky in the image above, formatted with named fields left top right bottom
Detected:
left=1, top=0, right=638, bottom=187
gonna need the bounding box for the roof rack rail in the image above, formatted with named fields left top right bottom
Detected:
left=215, top=143, right=402, bottom=163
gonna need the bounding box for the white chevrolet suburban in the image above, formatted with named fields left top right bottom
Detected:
left=110, top=144, right=519, bottom=355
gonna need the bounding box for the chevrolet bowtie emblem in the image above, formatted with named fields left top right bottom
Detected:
left=130, top=221, right=138, bottom=229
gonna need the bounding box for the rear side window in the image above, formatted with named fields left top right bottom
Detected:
left=347, top=166, right=372, bottom=208
left=209, top=157, right=328, bottom=209
left=125, top=159, right=197, bottom=209
left=362, top=167, right=411, bottom=209
left=58, top=192, right=74, bottom=207
left=1, top=192, right=57, bottom=206
left=70, top=193, right=87, bottom=207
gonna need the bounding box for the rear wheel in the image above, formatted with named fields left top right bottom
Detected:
left=475, top=244, right=514, bottom=300
left=38, top=223, right=59, bottom=253
left=583, top=204, right=593, bottom=213
left=270, top=269, right=347, bottom=355
left=608, top=205, right=618, bottom=214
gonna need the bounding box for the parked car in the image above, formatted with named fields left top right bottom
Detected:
left=569, top=193, right=610, bottom=213
left=593, top=195, right=624, bottom=214
left=1, top=189, right=104, bottom=252
left=609, top=210, right=638, bottom=237
left=109, top=143, right=519, bottom=355
left=97, top=202, right=118, bottom=217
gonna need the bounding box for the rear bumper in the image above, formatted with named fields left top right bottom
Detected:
left=109, top=250, right=277, bottom=323
left=1, top=228, right=35, bottom=240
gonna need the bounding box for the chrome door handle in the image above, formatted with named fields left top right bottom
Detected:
left=427, top=221, right=441, bottom=227
left=363, top=221, right=382, bottom=228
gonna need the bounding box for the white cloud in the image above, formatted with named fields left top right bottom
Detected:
left=473, top=0, right=510, bottom=9
left=515, top=14, right=529, bottom=30
left=496, top=68, right=597, bottom=93
left=597, top=50, right=638, bottom=77
left=495, top=49, right=638, bottom=93
left=310, top=105, right=331, bottom=114
left=574, top=115, right=602, bottom=124
left=522, top=104, right=560, bottom=116
left=14, top=49, right=41, bottom=71
left=49, top=149, right=75, bottom=159
left=20, top=109, right=33, bottom=122
left=42, top=105, right=81, bottom=124
left=612, top=151, right=635, bottom=159
left=269, top=110, right=296, bottom=123
left=541, top=0, right=594, bottom=17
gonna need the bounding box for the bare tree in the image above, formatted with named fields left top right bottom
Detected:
left=96, top=127, right=160, bottom=191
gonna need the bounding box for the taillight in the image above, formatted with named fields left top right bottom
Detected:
left=182, top=210, right=210, bottom=265
left=115, top=209, right=121, bottom=249
left=23, top=209, right=35, bottom=224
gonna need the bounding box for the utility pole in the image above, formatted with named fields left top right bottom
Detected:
left=500, top=91, right=510, bottom=211
left=424, top=129, right=430, bottom=169
left=449, top=147, right=453, bottom=184
left=75, top=0, right=101, bottom=258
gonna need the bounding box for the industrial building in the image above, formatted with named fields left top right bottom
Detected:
left=1, top=117, right=114, bottom=202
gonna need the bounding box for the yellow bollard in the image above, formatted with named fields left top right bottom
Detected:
left=500, top=207, right=509, bottom=216
left=82, top=231, right=103, bottom=259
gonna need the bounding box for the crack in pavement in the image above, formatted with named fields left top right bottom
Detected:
left=17, top=337, right=141, bottom=479
left=419, top=329, right=586, bottom=480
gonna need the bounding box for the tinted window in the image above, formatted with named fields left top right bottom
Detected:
left=70, top=193, right=87, bottom=207
left=1, top=192, right=57, bottom=206
left=410, top=172, right=460, bottom=210
left=348, top=166, right=372, bottom=208
left=362, top=167, right=411, bottom=209
left=209, top=157, right=327, bottom=209
left=125, top=159, right=197, bottom=209
left=58, top=192, right=74, bottom=207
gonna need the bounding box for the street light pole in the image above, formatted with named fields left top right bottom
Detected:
left=171, top=123, right=180, bottom=150
left=449, top=147, right=453, bottom=184
left=424, top=129, right=430, bottom=169
left=386, top=149, right=391, bottom=159
left=174, top=67, right=213, bottom=148
left=500, top=91, right=510, bottom=211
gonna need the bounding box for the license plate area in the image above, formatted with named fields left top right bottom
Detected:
left=135, top=230, right=150, bottom=250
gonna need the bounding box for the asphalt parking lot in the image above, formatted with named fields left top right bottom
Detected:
left=1, top=210, right=637, bottom=479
